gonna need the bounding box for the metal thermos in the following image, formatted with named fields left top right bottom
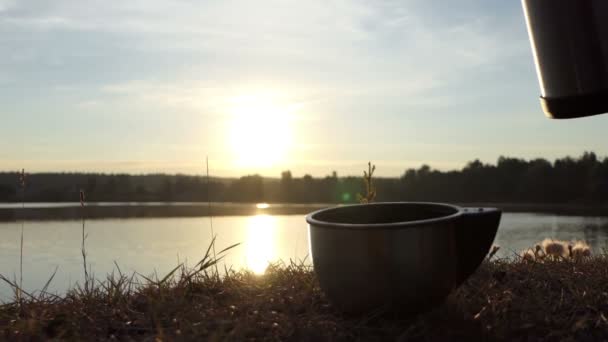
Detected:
left=522, top=0, right=608, bottom=119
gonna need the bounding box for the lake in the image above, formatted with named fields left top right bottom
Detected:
left=1, top=211, right=608, bottom=300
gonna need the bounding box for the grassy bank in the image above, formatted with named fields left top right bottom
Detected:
left=1, top=252, right=608, bottom=341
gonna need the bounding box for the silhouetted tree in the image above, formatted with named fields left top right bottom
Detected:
left=229, top=175, right=264, bottom=202
left=0, top=184, right=16, bottom=201
left=3, top=152, right=608, bottom=204
left=280, top=170, right=293, bottom=202
left=161, top=178, right=174, bottom=201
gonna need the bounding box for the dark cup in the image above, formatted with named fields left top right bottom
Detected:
left=306, top=202, right=501, bottom=314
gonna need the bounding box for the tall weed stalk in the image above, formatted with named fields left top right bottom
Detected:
left=206, top=156, right=219, bottom=276
left=80, top=189, right=90, bottom=292
left=17, top=169, right=27, bottom=304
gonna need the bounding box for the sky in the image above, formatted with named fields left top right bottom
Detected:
left=1, top=0, right=608, bottom=177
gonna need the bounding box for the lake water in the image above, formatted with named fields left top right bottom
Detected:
left=1, top=212, right=608, bottom=301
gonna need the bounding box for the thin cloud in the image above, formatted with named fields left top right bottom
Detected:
left=0, top=0, right=568, bottom=176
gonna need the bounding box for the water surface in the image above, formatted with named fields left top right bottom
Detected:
left=1, top=212, right=607, bottom=300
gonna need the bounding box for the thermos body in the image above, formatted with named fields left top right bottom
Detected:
left=522, top=0, right=608, bottom=119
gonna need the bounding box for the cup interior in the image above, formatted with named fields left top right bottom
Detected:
left=311, top=202, right=458, bottom=225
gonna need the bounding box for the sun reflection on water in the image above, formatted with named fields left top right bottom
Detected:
left=256, top=203, right=270, bottom=209
left=245, top=215, right=277, bottom=275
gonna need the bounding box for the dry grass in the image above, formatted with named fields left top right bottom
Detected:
left=1, top=248, right=608, bottom=341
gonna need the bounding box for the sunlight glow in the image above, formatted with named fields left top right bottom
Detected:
left=256, top=203, right=270, bottom=209
left=245, top=215, right=277, bottom=274
left=228, top=93, right=296, bottom=169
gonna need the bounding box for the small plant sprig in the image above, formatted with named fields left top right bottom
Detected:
left=357, top=162, right=376, bottom=204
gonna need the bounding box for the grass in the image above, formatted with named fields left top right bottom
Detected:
left=1, top=246, right=608, bottom=341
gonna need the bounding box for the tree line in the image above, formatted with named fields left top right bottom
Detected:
left=1, top=152, right=608, bottom=204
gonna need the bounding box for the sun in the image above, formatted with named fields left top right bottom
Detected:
left=228, top=94, right=295, bottom=169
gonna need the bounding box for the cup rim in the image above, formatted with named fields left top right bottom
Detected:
left=306, top=201, right=463, bottom=230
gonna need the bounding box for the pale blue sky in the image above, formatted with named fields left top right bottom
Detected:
left=1, top=0, right=607, bottom=177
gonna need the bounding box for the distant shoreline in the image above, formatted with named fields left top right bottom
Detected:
left=0, top=203, right=328, bottom=222
left=458, top=202, right=608, bottom=217
left=0, top=202, right=607, bottom=222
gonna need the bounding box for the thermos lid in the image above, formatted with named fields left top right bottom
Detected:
left=541, top=90, right=608, bottom=119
